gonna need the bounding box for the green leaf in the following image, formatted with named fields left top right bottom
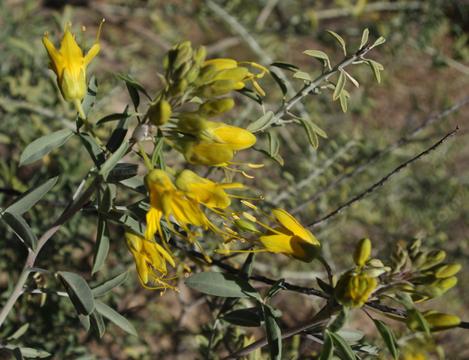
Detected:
left=300, top=118, right=319, bottom=149
left=293, top=70, right=312, bottom=81
left=6, top=323, right=29, bottom=341
left=330, top=331, right=356, bottom=360
left=78, top=314, right=90, bottom=332
left=329, top=308, right=349, bottom=332
left=270, top=62, right=299, bottom=72
left=339, top=93, right=348, bottom=113
left=106, top=116, right=130, bottom=153
left=96, top=106, right=131, bottom=126
left=333, top=70, right=346, bottom=101
left=95, top=300, right=137, bottom=336
left=263, top=305, right=282, bottom=360
left=373, top=319, right=399, bottom=359
left=5, top=177, right=58, bottom=215
left=344, top=71, right=359, bottom=88
left=367, top=59, right=383, bottom=84
left=90, top=310, right=106, bottom=338
left=222, top=307, right=262, bottom=327
left=326, top=30, right=346, bottom=56
left=108, top=163, right=139, bottom=183
left=82, top=76, right=98, bottom=117
left=247, top=111, right=274, bottom=132
left=92, top=271, right=129, bottom=297
left=319, top=330, right=334, bottom=360
left=91, top=218, right=110, bottom=275
left=100, top=141, right=130, bottom=180
left=267, top=131, right=280, bottom=157
left=303, top=49, right=331, bottom=69
left=371, top=36, right=386, bottom=49
left=5, top=346, right=51, bottom=359
left=266, top=279, right=286, bottom=299
left=117, top=74, right=151, bottom=110
left=19, top=129, right=74, bottom=166
left=57, top=271, right=95, bottom=316
left=2, top=212, right=37, bottom=250
left=270, top=69, right=288, bottom=96
left=185, top=272, right=259, bottom=299
left=360, top=28, right=369, bottom=49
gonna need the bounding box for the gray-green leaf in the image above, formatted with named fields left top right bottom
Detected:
left=333, top=71, right=346, bottom=101
left=185, top=272, right=259, bottom=299
left=247, top=111, right=274, bottom=132
left=57, top=271, right=95, bottom=316
left=19, top=129, right=74, bottom=166
left=5, top=177, right=58, bottom=215
left=319, top=330, right=334, bottom=360
left=303, top=50, right=331, bottom=70
left=326, top=30, right=347, bottom=56
left=95, top=300, right=137, bottom=336
left=360, top=28, right=369, bottom=50
left=1, top=212, right=37, bottom=249
left=373, top=319, right=399, bottom=359
left=92, top=271, right=129, bottom=297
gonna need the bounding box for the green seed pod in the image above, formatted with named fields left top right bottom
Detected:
left=424, top=312, right=461, bottom=331
left=419, top=250, right=446, bottom=270
left=200, top=98, right=235, bottom=116
left=354, top=238, right=372, bottom=267
left=234, top=219, right=259, bottom=233
left=433, top=263, right=461, bottom=279
left=148, top=99, right=172, bottom=126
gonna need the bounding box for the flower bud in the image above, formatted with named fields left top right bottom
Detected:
left=424, top=311, right=461, bottom=331
left=335, top=271, right=378, bottom=308
left=419, top=250, right=446, bottom=270
left=148, top=100, right=172, bottom=126
left=234, top=219, right=259, bottom=233
left=353, top=238, right=371, bottom=267
left=433, top=263, right=461, bottom=279
left=200, top=98, right=235, bottom=116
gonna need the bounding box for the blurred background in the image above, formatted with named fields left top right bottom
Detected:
left=0, top=0, right=468, bottom=359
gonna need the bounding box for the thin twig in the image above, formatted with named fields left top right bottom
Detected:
left=0, top=178, right=97, bottom=327
left=223, top=304, right=337, bottom=359
left=314, top=1, right=424, bottom=21
left=293, top=96, right=469, bottom=214
left=308, top=126, right=459, bottom=227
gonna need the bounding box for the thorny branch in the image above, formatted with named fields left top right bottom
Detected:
left=293, top=96, right=469, bottom=214
left=308, top=126, right=459, bottom=227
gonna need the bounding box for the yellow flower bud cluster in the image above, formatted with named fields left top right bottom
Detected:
left=388, top=239, right=460, bottom=302
left=334, top=239, right=388, bottom=307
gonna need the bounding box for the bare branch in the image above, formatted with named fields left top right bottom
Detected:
left=308, top=127, right=459, bottom=227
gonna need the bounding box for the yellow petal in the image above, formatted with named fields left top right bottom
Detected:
left=272, top=209, right=319, bottom=245
left=203, top=58, right=238, bottom=70
left=259, top=234, right=294, bottom=254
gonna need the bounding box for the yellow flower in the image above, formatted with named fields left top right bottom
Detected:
left=145, top=169, right=213, bottom=241
left=199, top=58, right=268, bottom=97
left=258, top=209, right=320, bottom=262
left=175, top=170, right=243, bottom=209
left=334, top=271, right=378, bottom=308
left=126, top=232, right=176, bottom=290
left=176, top=118, right=256, bottom=166
left=42, top=20, right=104, bottom=118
